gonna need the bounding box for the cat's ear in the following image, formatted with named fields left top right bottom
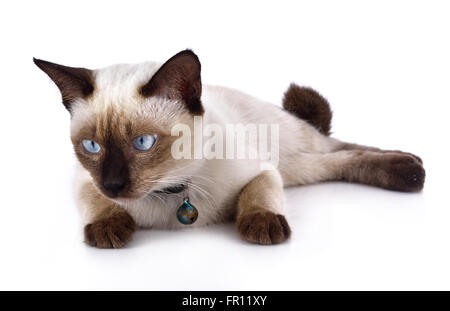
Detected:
left=33, top=58, right=94, bottom=112
left=140, top=49, right=203, bottom=115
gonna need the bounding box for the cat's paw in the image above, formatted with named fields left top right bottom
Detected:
left=403, top=152, right=422, bottom=165
left=237, top=211, right=291, bottom=245
left=84, top=211, right=136, bottom=249
left=380, top=154, right=425, bottom=192
left=384, top=150, right=423, bottom=164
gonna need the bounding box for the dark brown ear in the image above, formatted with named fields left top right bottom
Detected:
left=140, top=49, right=203, bottom=115
left=33, top=58, right=94, bottom=112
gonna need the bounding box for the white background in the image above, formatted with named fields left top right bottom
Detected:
left=0, top=0, right=449, bottom=290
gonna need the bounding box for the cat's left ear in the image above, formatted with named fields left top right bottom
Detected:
left=140, top=49, right=203, bottom=115
left=33, top=58, right=94, bottom=112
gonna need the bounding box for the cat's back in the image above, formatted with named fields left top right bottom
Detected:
left=201, top=84, right=317, bottom=142
left=202, top=84, right=284, bottom=124
left=201, top=84, right=335, bottom=159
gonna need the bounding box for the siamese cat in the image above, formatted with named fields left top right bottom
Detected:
left=34, top=50, right=425, bottom=248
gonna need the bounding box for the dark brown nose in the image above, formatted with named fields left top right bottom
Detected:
left=101, top=144, right=129, bottom=198
left=103, top=181, right=125, bottom=196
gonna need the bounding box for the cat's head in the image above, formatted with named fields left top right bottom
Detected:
left=34, top=50, right=203, bottom=201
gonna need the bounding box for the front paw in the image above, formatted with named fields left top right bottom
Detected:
left=84, top=211, right=136, bottom=249
left=237, top=211, right=291, bottom=245
left=380, top=154, right=425, bottom=192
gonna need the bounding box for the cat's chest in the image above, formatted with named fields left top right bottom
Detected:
left=122, top=157, right=268, bottom=229
left=123, top=190, right=232, bottom=229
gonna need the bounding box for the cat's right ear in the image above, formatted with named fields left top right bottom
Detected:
left=33, top=58, right=94, bottom=112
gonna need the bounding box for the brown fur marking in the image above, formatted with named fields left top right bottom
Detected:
left=33, top=58, right=94, bottom=112
left=341, top=153, right=425, bottom=192
left=237, top=212, right=291, bottom=245
left=84, top=209, right=136, bottom=249
left=282, top=83, right=332, bottom=135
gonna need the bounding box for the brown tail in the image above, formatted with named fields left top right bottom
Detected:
left=282, top=83, right=332, bottom=136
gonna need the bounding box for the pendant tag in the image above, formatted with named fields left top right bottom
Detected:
left=176, top=198, right=198, bottom=225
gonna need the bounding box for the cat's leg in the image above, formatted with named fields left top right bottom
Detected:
left=77, top=181, right=136, bottom=248
left=281, top=150, right=425, bottom=192
left=237, top=169, right=291, bottom=245
left=336, top=142, right=423, bottom=164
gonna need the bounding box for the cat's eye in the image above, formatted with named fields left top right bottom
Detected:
left=82, top=139, right=101, bottom=154
left=133, top=134, right=157, bottom=151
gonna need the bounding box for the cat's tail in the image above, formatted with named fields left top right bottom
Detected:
left=282, top=83, right=332, bottom=136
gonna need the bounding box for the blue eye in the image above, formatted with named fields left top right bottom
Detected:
left=133, top=134, right=157, bottom=151
left=82, top=139, right=101, bottom=154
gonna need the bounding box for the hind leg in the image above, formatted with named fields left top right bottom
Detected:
left=280, top=149, right=425, bottom=192
left=336, top=142, right=423, bottom=164
left=279, top=84, right=425, bottom=191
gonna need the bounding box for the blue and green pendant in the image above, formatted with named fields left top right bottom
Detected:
left=176, top=198, right=198, bottom=225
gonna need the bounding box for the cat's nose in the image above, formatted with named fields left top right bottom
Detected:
left=103, top=181, right=125, bottom=196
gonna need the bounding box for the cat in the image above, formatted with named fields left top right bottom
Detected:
left=34, top=49, right=425, bottom=248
